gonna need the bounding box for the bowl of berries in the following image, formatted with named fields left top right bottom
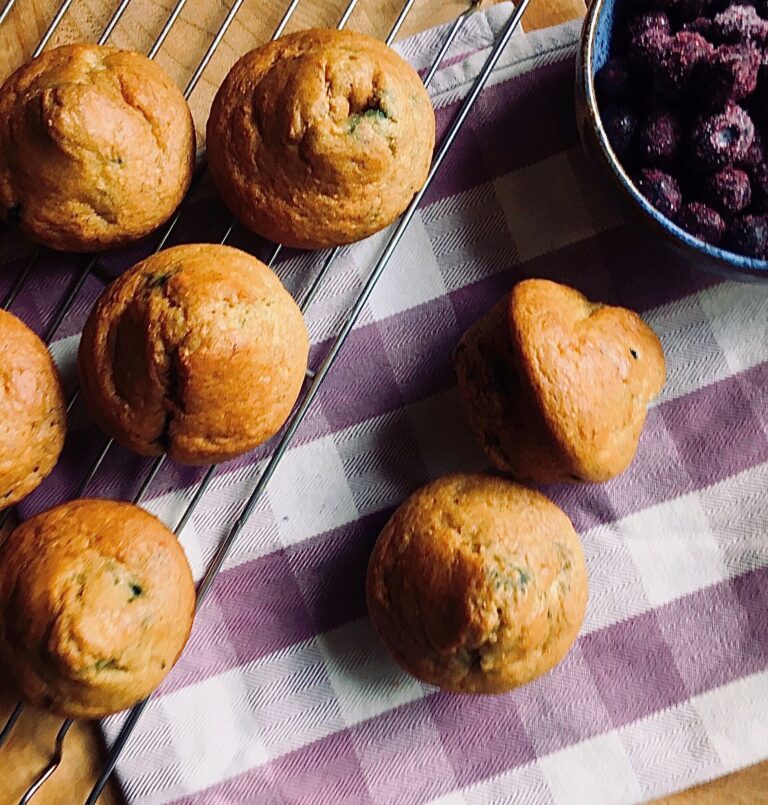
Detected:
left=578, top=0, right=768, bottom=280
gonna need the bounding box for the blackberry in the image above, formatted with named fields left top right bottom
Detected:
left=637, top=110, right=683, bottom=167
left=652, top=32, right=715, bottom=100
left=712, top=5, right=768, bottom=44
left=696, top=44, right=761, bottom=107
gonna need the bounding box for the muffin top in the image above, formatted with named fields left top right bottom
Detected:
left=78, top=244, right=309, bottom=465
left=0, top=499, right=195, bottom=719
left=0, top=44, right=195, bottom=252
left=206, top=28, right=435, bottom=249
left=508, top=279, right=666, bottom=482
left=0, top=310, right=66, bottom=509
left=367, top=474, right=588, bottom=694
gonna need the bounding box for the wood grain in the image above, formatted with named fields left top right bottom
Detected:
left=0, top=0, right=763, bottom=803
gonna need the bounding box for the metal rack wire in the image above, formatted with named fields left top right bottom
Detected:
left=0, top=0, right=531, bottom=800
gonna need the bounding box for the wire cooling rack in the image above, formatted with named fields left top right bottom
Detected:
left=0, top=0, right=531, bottom=800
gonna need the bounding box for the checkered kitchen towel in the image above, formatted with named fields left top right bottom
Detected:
left=2, top=5, right=768, bottom=803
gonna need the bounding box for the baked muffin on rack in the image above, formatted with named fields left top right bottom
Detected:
left=0, top=498, right=195, bottom=719
left=206, top=28, right=435, bottom=249
left=454, top=279, right=666, bottom=484
left=0, top=44, right=195, bottom=252
left=78, top=243, right=309, bottom=465
left=367, top=474, right=588, bottom=694
left=0, top=310, right=66, bottom=509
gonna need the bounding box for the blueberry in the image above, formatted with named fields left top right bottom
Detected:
left=678, top=201, right=728, bottom=243
left=635, top=168, right=683, bottom=218
left=690, top=103, right=755, bottom=172
left=637, top=110, right=683, bottom=167
left=595, top=58, right=631, bottom=102
left=703, top=166, right=752, bottom=212
left=728, top=213, right=768, bottom=255
left=602, top=103, right=639, bottom=161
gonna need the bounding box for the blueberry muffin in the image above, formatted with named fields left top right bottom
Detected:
left=206, top=29, right=435, bottom=249
left=367, top=474, right=588, bottom=694
left=0, top=44, right=195, bottom=252
left=78, top=244, right=309, bottom=465
left=0, top=499, right=195, bottom=718
left=0, top=310, right=66, bottom=509
left=454, top=279, right=666, bottom=484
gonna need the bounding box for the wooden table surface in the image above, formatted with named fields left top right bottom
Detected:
left=0, top=0, right=764, bottom=803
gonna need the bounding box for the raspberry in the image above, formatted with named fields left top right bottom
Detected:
left=690, top=103, right=755, bottom=171
left=683, top=16, right=714, bottom=36
left=635, top=168, right=683, bottom=218
left=595, top=58, right=631, bottom=102
left=652, top=32, right=715, bottom=100
left=712, top=5, right=768, bottom=44
left=637, top=110, right=683, bottom=167
left=627, top=11, right=672, bottom=41
left=728, top=213, right=768, bottom=255
left=697, top=45, right=761, bottom=107
left=703, top=166, right=752, bottom=213
left=602, top=104, right=639, bottom=161
left=678, top=201, right=728, bottom=243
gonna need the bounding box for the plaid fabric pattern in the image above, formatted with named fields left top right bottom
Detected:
left=2, top=7, right=768, bottom=803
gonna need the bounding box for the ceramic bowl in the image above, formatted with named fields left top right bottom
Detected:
left=576, top=0, right=768, bottom=282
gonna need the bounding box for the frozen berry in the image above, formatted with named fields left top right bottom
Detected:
left=629, top=27, right=671, bottom=73
left=703, top=166, right=752, bottom=212
left=652, top=32, right=715, bottom=99
left=602, top=104, right=639, bottom=161
left=712, top=5, right=768, bottom=44
left=635, top=168, right=683, bottom=217
left=627, top=11, right=672, bottom=40
left=637, top=110, right=683, bottom=167
left=728, top=213, right=768, bottom=255
left=668, top=0, right=713, bottom=22
left=690, top=103, right=755, bottom=171
left=595, top=58, right=631, bottom=102
left=751, top=162, right=768, bottom=208
left=683, top=16, right=713, bottom=36
left=696, top=44, right=761, bottom=107
left=739, top=129, right=766, bottom=169
left=678, top=202, right=727, bottom=243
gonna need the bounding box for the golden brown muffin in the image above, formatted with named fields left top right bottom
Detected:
left=0, top=44, right=195, bottom=252
left=367, top=474, right=588, bottom=694
left=78, top=243, right=309, bottom=465
left=454, top=279, right=666, bottom=484
left=0, top=310, right=66, bottom=509
left=206, top=29, right=435, bottom=249
left=0, top=498, right=195, bottom=719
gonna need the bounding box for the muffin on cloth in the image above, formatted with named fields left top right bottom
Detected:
left=367, top=474, right=588, bottom=694
left=78, top=243, right=309, bottom=465
left=206, top=28, right=435, bottom=249
left=454, top=279, right=666, bottom=484
left=0, top=310, right=66, bottom=509
left=0, top=498, right=195, bottom=719
left=0, top=44, right=195, bottom=252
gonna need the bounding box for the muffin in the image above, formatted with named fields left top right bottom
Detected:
left=0, top=44, right=195, bottom=252
left=78, top=243, right=309, bottom=465
left=0, top=498, right=195, bottom=719
left=367, top=474, right=588, bottom=694
left=454, top=279, right=666, bottom=484
left=0, top=310, right=66, bottom=509
left=206, top=28, right=435, bottom=249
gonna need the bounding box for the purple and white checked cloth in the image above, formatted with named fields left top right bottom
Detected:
left=2, top=5, right=768, bottom=803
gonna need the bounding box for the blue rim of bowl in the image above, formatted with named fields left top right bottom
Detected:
left=581, top=0, right=768, bottom=278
